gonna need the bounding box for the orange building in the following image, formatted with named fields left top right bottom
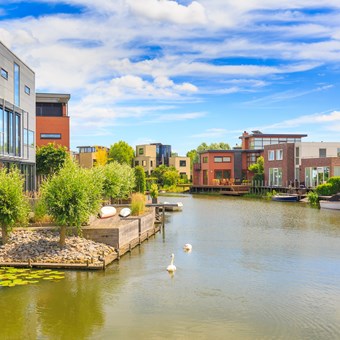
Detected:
left=36, top=93, right=70, bottom=150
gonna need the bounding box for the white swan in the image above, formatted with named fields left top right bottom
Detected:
left=183, top=244, right=192, bottom=252
left=166, top=253, right=176, bottom=272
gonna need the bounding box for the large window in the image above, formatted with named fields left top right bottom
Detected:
left=28, top=130, right=34, bottom=147
left=15, top=113, right=21, bottom=156
left=305, top=167, right=329, bottom=187
left=269, top=168, right=282, bottom=186
left=138, top=148, right=144, bottom=155
left=337, top=148, right=340, bottom=157
left=36, top=103, right=62, bottom=117
left=203, top=156, right=208, bottom=163
left=276, top=149, right=283, bottom=160
left=180, top=160, right=186, bottom=167
left=214, top=170, right=231, bottom=180
left=268, top=150, right=275, bottom=161
left=14, top=63, right=20, bottom=106
left=214, top=156, right=231, bottom=163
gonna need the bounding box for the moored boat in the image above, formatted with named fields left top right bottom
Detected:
left=163, top=202, right=183, bottom=211
left=319, top=193, right=340, bottom=210
left=272, top=194, right=300, bottom=202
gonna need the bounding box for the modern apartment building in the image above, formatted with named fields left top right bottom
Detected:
left=0, top=42, right=36, bottom=190
left=36, top=93, right=70, bottom=149
left=192, top=131, right=308, bottom=187
left=264, top=142, right=340, bottom=187
left=134, top=143, right=171, bottom=175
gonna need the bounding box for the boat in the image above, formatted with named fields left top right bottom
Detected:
left=119, top=207, right=131, bottom=217
left=99, top=206, right=117, bottom=219
left=319, top=193, right=340, bottom=210
left=272, top=194, right=300, bottom=202
left=163, top=202, right=183, bottom=211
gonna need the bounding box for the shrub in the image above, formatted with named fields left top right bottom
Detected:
left=265, top=190, right=277, bottom=199
left=307, top=191, right=319, bottom=207
left=131, top=193, right=146, bottom=216
left=0, top=167, right=29, bottom=244
left=327, top=176, right=340, bottom=193
left=315, top=183, right=333, bottom=196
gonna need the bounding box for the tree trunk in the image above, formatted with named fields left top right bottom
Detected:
left=59, top=225, right=66, bottom=247
left=1, top=226, right=8, bottom=245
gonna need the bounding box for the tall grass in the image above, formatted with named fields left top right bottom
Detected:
left=131, top=193, right=146, bottom=216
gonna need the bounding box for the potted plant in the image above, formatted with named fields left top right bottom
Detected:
left=150, top=183, right=159, bottom=204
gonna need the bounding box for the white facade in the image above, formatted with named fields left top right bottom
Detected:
left=294, top=142, right=340, bottom=181
left=0, top=42, right=36, bottom=190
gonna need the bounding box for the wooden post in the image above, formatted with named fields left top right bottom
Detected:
left=162, top=207, right=165, bottom=228
left=117, top=249, right=120, bottom=260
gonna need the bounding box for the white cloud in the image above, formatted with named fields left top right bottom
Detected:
left=127, top=0, right=207, bottom=25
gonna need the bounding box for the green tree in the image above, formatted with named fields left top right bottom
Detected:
left=0, top=167, right=29, bottom=244
left=108, top=141, right=135, bottom=165
left=36, top=143, right=68, bottom=175
left=196, top=142, right=230, bottom=152
left=134, top=165, right=146, bottom=193
left=98, top=162, right=135, bottom=203
left=248, top=156, right=264, bottom=182
left=41, top=160, right=102, bottom=247
left=151, top=165, right=169, bottom=186
left=163, top=168, right=180, bottom=187
left=186, top=149, right=198, bottom=166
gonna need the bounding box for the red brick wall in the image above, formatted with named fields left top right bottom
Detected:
left=36, top=116, right=70, bottom=150
left=264, top=143, right=295, bottom=186
left=301, top=157, right=340, bottom=178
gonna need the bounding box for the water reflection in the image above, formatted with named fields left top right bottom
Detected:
left=0, top=195, right=340, bottom=339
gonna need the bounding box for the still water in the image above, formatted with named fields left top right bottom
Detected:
left=1, top=195, right=340, bottom=339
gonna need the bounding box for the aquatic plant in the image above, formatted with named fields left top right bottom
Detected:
left=307, top=191, right=319, bottom=208
left=0, top=267, right=65, bottom=288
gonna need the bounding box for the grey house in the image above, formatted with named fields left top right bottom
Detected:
left=0, top=42, right=36, bottom=190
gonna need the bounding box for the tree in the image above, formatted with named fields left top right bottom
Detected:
left=186, top=149, right=199, bottom=166
left=41, top=160, right=102, bottom=247
left=108, top=141, right=135, bottom=166
left=97, top=162, right=135, bottom=203
left=36, top=143, right=68, bottom=175
left=134, top=166, right=146, bottom=193
left=163, top=168, right=180, bottom=187
left=196, top=142, right=230, bottom=152
left=94, top=146, right=108, bottom=166
left=0, top=167, right=29, bottom=244
left=248, top=156, right=264, bottom=182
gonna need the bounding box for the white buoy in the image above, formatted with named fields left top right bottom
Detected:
left=166, top=253, right=176, bottom=272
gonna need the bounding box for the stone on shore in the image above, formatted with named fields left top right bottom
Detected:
left=0, top=229, right=116, bottom=266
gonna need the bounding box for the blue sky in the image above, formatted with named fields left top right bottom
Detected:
left=1, top=1, right=340, bottom=155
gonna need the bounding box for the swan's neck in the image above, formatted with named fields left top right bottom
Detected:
left=170, top=255, right=174, bottom=265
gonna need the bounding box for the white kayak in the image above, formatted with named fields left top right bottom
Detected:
left=119, top=207, right=131, bottom=218
left=99, top=206, right=117, bottom=219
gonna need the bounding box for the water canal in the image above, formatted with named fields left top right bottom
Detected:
left=1, top=195, right=340, bottom=339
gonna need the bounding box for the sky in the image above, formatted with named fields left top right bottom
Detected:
left=1, top=1, right=340, bottom=155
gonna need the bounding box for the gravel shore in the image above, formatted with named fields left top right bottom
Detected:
left=0, top=229, right=116, bottom=266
